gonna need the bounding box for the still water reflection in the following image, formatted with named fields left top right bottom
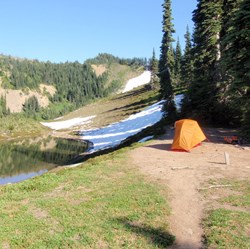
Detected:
left=0, top=136, right=88, bottom=184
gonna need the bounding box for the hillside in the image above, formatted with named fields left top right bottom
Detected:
left=0, top=53, right=145, bottom=118
left=0, top=83, right=56, bottom=113
left=0, top=70, right=154, bottom=141
left=43, top=81, right=158, bottom=139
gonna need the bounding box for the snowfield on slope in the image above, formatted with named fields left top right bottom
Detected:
left=122, top=70, right=151, bottom=93
left=41, top=116, right=95, bottom=130
left=41, top=70, right=183, bottom=152
left=79, top=100, right=165, bottom=152
left=41, top=71, right=151, bottom=130
left=79, top=94, right=183, bottom=152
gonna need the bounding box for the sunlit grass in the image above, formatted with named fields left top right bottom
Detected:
left=65, top=85, right=160, bottom=131
left=0, top=114, right=47, bottom=140
left=203, top=179, right=250, bottom=249
left=0, top=148, right=175, bottom=248
left=204, top=209, right=250, bottom=249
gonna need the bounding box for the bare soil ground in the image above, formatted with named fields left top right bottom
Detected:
left=91, top=64, right=106, bottom=76
left=0, top=84, right=56, bottom=113
left=129, top=127, right=250, bottom=249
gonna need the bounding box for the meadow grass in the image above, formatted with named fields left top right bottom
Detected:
left=203, top=179, right=250, bottom=249
left=0, top=147, right=174, bottom=248
left=0, top=114, right=48, bottom=140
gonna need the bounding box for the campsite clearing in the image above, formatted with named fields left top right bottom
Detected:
left=129, top=127, right=250, bottom=249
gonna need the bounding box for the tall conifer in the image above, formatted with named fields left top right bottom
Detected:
left=181, top=26, right=193, bottom=88
left=222, top=0, right=250, bottom=136
left=149, top=48, right=158, bottom=89
left=174, top=37, right=182, bottom=87
left=158, top=0, right=177, bottom=121
left=185, top=0, right=223, bottom=123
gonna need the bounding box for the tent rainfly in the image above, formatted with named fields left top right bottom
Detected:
left=171, top=119, right=206, bottom=152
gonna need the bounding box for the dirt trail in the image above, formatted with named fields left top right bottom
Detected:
left=129, top=128, right=250, bottom=248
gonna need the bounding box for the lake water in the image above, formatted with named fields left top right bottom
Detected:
left=0, top=136, right=89, bottom=184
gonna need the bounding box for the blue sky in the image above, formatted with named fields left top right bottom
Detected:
left=0, top=0, right=197, bottom=63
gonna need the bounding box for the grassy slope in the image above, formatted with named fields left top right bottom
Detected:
left=0, top=64, right=145, bottom=140
left=63, top=85, right=160, bottom=131
left=0, top=114, right=49, bottom=140
left=104, top=63, right=144, bottom=90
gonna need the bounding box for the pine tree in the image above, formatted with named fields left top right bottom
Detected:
left=181, top=26, right=193, bottom=88
left=23, top=95, right=40, bottom=116
left=174, top=37, right=182, bottom=87
left=149, top=48, right=159, bottom=89
left=185, top=0, right=223, bottom=123
left=0, top=95, right=7, bottom=117
left=221, top=0, right=250, bottom=137
left=208, top=0, right=243, bottom=125
left=158, top=0, right=177, bottom=122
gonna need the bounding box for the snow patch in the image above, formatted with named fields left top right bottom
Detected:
left=79, top=100, right=165, bottom=152
left=41, top=116, right=95, bottom=130
left=175, top=94, right=183, bottom=111
left=78, top=94, right=183, bottom=153
left=122, top=71, right=151, bottom=93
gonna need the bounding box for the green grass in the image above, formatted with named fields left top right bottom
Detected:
left=203, top=179, right=250, bottom=249
left=219, top=180, right=250, bottom=208
left=0, top=114, right=48, bottom=140
left=204, top=209, right=250, bottom=249
left=0, top=148, right=175, bottom=248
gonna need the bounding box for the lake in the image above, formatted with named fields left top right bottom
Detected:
left=0, top=136, right=89, bottom=185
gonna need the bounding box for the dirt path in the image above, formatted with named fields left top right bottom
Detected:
left=129, top=128, right=250, bottom=248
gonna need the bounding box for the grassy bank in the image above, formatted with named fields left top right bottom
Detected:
left=0, top=114, right=48, bottom=140
left=0, top=147, right=174, bottom=248
left=202, top=179, right=250, bottom=249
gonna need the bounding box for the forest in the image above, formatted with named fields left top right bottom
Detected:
left=157, top=0, right=249, bottom=139
left=0, top=53, right=147, bottom=119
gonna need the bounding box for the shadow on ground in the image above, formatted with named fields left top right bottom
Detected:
left=146, top=143, right=172, bottom=151
left=112, top=86, right=150, bottom=101
left=103, top=96, right=156, bottom=116
left=114, top=217, right=175, bottom=248
left=203, top=127, right=239, bottom=144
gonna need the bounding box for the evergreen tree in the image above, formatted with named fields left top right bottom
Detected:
left=0, top=95, right=10, bottom=117
left=212, top=0, right=242, bottom=122
left=158, top=0, right=177, bottom=122
left=181, top=26, right=193, bottom=88
left=23, top=96, right=40, bottom=116
left=184, top=0, right=223, bottom=123
left=149, top=48, right=159, bottom=89
left=174, top=37, right=182, bottom=87
left=221, top=0, right=250, bottom=136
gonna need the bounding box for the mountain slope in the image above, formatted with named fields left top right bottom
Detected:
left=0, top=53, right=145, bottom=116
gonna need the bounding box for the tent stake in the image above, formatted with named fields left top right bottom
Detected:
left=224, top=152, right=230, bottom=165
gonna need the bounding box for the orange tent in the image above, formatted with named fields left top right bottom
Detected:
left=171, top=119, right=206, bottom=152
